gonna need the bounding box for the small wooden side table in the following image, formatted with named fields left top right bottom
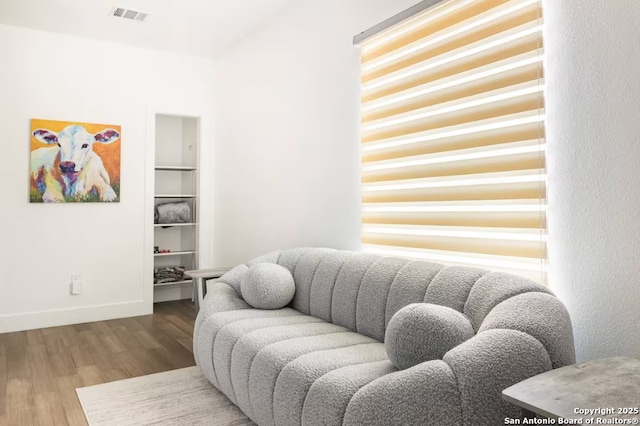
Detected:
left=185, top=267, right=231, bottom=311
left=503, top=357, right=640, bottom=422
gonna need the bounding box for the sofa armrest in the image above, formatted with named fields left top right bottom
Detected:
left=194, top=281, right=251, bottom=337
left=442, top=328, right=552, bottom=425
left=343, top=329, right=552, bottom=426
left=193, top=281, right=251, bottom=367
left=204, top=281, right=250, bottom=312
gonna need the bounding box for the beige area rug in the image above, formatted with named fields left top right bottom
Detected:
left=76, top=367, right=254, bottom=426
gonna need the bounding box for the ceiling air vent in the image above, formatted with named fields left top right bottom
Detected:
left=110, top=6, right=149, bottom=22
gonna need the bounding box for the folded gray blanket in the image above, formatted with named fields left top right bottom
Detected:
left=155, top=202, right=191, bottom=224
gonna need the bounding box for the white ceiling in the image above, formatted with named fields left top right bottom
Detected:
left=0, top=0, right=294, bottom=57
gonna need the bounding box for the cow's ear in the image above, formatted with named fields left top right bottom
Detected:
left=33, top=129, right=59, bottom=144
left=94, top=129, right=120, bottom=144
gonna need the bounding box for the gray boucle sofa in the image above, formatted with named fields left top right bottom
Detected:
left=194, top=248, right=575, bottom=425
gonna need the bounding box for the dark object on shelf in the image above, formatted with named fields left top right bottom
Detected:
left=154, top=246, right=159, bottom=253
left=154, top=266, right=186, bottom=284
left=154, top=202, right=191, bottom=227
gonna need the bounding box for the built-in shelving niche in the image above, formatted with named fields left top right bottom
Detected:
left=153, top=114, right=200, bottom=303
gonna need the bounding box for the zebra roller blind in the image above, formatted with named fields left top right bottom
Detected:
left=357, top=0, right=546, bottom=283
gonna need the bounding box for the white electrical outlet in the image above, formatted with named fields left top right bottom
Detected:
left=70, top=274, right=82, bottom=295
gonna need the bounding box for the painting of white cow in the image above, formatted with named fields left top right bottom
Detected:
left=30, top=119, right=121, bottom=203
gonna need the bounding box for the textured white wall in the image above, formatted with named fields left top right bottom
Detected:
left=546, top=0, right=640, bottom=361
left=213, top=0, right=640, bottom=361
left=211, top=0, right=418, bottom=266
left=0, top=24, right=215, bottom=332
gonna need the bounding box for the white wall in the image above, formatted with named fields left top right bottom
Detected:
left=211, top=0, right=418, bottom=266
left=546, top=0, right=640, bottom=361
left=0, top=24, right=215, bottom=332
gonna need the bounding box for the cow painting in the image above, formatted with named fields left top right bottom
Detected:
left=30, top=119, right=121, bottom=203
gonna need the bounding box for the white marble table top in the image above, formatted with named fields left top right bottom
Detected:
left=503, top=356, right=640, bottom=421
left=184, top=267, right=231, bottom=279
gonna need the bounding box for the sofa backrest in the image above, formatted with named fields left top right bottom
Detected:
left=248, top=247, right=575, bottom=369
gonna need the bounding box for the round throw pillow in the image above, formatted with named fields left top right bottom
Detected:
left=240, top=263, right=295, bottom=310
left=385, top=303, right=474, bottom=370
left=219, top=264, right=248, bottom=295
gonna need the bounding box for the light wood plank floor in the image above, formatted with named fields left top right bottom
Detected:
left=0, top=300, right=197, bottom=426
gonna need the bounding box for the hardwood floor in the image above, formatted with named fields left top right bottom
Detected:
left=0, top=300, right=197, bottom=426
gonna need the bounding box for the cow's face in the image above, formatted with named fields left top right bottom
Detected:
left=33, top=125, right=120, bottom=174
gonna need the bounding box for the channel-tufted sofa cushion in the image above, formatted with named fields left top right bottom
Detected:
left=194, top=247, right=575, bottom=426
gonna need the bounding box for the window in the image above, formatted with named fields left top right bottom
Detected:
left=356, top=0, right=546, bottom=283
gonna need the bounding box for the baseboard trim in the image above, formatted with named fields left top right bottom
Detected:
left=0, top=300, right=151, bottom=333
left=153, top=285, right=193, bottom=304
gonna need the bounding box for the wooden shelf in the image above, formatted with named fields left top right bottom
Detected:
left=154, top=223, right=197, bottom=227
left=153, top=280, right=192, bottom=288
left=155, top=166, right=197, bottom=171
left=154, top=194, right=197, bottom=198
left=154, top=250, right=195, bottom=257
